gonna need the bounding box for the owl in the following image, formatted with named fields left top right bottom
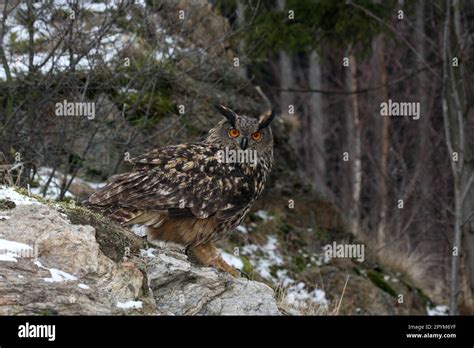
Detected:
left=87, top=105, right=275, bottom=277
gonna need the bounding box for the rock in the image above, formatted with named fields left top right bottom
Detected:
left=0, top=186, right=281, bottom=315
left=145, top=244, right=280, bottom=315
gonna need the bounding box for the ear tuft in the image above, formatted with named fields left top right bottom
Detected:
left=214, top=105, right=237, bottom=127
left=258, top=109, right=275, bottom=129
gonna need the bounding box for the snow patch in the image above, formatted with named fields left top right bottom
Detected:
left=34, top=260, right=77, bottom=283
left=427, top=305, right=449, bottom=316
left=78, top=283, right=90, bottom=289
left=236, top=225, right=248, bottom=234
left=140, top=248, right=156, bottom=258
left=221, top=251, right=243, bottom=270
left=116, top=300, right=143, bottom=309
left=242, top=235, right=283, bottom=281
left=43, top=268, right=77, bottom=283
left=255, top=210, right=273, bottom=222
left=286, top=282, right=328, bottom=309
left=0, top=186, right=39, bottom=205
left=131, top=225, right=147, bottom=237
left=242, top=234, right=327, bottom=308
left=0, top=238, right=33, bottom=262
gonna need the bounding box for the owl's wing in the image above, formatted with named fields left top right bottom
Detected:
left=87, top=143, right=255, bottom=223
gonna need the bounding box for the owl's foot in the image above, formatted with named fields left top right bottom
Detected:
left=187, top=242, right=240, bottom=277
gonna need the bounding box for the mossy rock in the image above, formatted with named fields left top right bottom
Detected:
left=59, top=203, right=147, bottom=263
left=240, top=255, right=254, bottom=279
left=0, top=199, right=16, bottom=210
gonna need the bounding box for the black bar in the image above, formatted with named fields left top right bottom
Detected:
left=0, top=316, right=473, bottom=346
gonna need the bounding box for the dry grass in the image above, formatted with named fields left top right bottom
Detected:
left=0, top=154, right=35, bottom=187
left=275, top=274, right=351, bottom=315
left=374, top=241, right=446, bottom=302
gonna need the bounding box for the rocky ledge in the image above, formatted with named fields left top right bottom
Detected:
left=0, top=186, right=280, bottom=315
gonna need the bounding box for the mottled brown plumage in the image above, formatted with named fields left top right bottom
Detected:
left=87, top=105, right=275, bottom=276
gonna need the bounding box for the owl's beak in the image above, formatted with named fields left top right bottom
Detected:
left=240, top=137, right=249, bottom=150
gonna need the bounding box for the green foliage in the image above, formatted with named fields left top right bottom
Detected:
left=244, top=0, right=396, bottom=57
left=414, top=287, right=433, bottom=307
left=292, top=255, right=308, bottom=272
left=215, top=0, right=238, bottom=18
left=121, top=91, right=176, bottom=129
left=9, top=30, right=48, bottom=55
left=269, top=264, right=282, bottom=279
left=313, top=227, right=330, bottom=241
left=39, top=308, right=59, bottom=316
left=50, top=8, right=69, bottom=21
left=278, top=220, right=293, bottom=234
left=110, top=56, right=179, bottom=130
left=240, top=255, right=254, bottom=278
left=367, top=270, right=397, bottom=297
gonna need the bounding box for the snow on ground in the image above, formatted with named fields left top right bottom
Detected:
left=254, top=210, right=274, bottom=222
left=1, top=0, right=181, bottom=81
left=140, top=248, right=156, bottom=258
left=0, top=186, right=39, bottom=205
left=43, top=268, right=78, bottom=282
left=235, top=225, right=248, bottom=234
left=242, top=235, right=284, bottom=281
left=221, top=251, right=244, bottom=270
left=426, top=305, right=449, bottom=316
left=116, top=300, right=143, bottom=309
left=241, top=234, right=328, bottom=309
left=0, top=238, right=33, bottom=262
left=30, top=167, right=74, bottom=200
left=131, top=225, right=147, bottom=237
left=78, top=283, right=90, bottom=289
left=34, top=260, right=77, bottom=283
left=30, top=167, right=105, bottom=200
left=1, top=166, right=105, bottom=202
left=285, top=282, right=328, bottom=309
left=83, top=2, right=109, bottom=12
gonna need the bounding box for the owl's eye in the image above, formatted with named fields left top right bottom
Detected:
left=228, top=128, right=240, bottom=138
left=251, top=131, right=262, bottom=141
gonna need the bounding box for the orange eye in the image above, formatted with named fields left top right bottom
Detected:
left=228, top=128, right=240, bottom=138
left=251, top=131, right=262, bottom=141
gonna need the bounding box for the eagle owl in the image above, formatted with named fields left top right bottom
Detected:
left=87, top=105, right=275, bottom=277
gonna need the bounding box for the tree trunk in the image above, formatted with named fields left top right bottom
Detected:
left=345, top=52, right=362, bottom=237
left=461, top=114, right=474, bottom=310
left=452, top=0, right=474, bottom=311
left=307, top=50, right=327, bottom=195
left=236, top=0, right=247, bottom=79
left=373, top=35, right=390, bottom=247
left=442, top=0, right=472, bottom=314
left=277, top=0, right=294, bottom=114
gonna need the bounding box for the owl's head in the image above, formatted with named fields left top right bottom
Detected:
left=206, top=105, right=275, bottom=155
